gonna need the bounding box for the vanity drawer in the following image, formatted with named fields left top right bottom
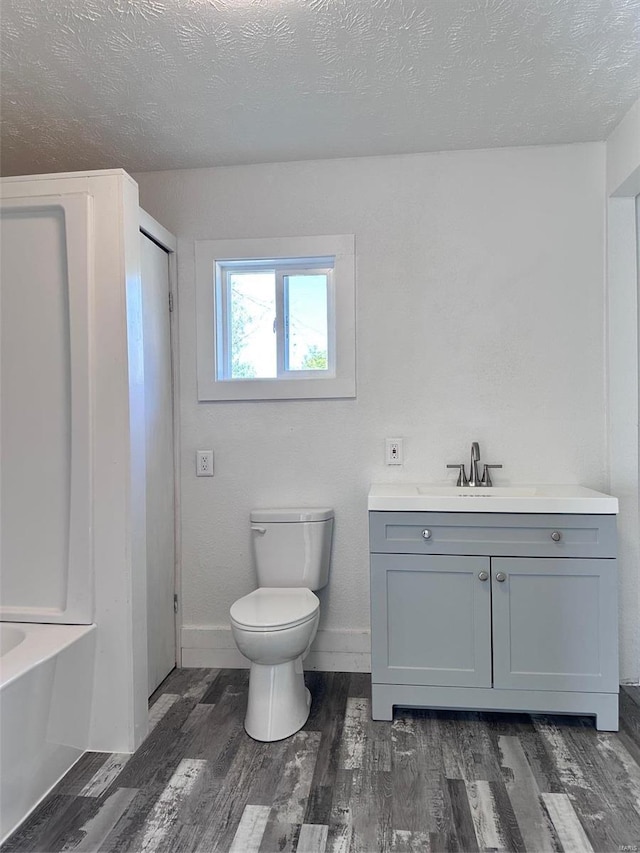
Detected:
left=369, top=512, right=617, bottom=559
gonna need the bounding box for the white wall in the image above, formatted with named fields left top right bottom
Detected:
left=606, top=96, right=640, bottom=684
left=136, top=142, right=610, bottom=672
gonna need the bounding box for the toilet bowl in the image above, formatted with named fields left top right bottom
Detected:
left=229, top=508, right=334, bottom=742
left=230, top=587, right=320, bottom=741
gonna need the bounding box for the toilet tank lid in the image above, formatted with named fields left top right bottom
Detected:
left=250, top=508, right=334, bottom=523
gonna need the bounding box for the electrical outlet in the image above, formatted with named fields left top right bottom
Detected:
left=385, top=438, right=404, bottom=465
left=196, top=450, right=214, bottom=477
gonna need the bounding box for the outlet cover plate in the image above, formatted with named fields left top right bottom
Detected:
left=196, top=450, right=214, bottom=476
left=385, top=438, right=403, bottom=465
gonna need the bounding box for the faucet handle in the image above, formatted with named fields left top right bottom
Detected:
left=480, top=464, right=502, bottom=487
left=447, top=463, right=469, bottom=487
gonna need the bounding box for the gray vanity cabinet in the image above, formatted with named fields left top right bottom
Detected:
left=369, top=511, right=619, bottom=730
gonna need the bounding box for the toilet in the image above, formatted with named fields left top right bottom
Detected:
left=229, top=507, right=334, bottom=742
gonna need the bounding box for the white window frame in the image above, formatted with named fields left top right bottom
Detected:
left=195, top=235, right=355, bottom=401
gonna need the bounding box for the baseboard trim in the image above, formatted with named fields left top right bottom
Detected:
left=180, top=625, right=371, bottom=673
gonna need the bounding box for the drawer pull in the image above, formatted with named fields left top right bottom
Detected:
left=550, top=530, right=562, bottom=542
left=495, top=572, right=506, bottom=582
left=478, top=571, right=489, bottom=581
left=421, top=529, right=432, bottom=540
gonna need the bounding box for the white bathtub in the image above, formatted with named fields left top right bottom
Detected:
left=0, top=622, right=96, bottom=842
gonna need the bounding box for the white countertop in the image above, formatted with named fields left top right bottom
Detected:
left=368, top=483, right=619, bottom=514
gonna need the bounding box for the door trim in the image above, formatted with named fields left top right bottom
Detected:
left=139, top=207, right=181, bottom=669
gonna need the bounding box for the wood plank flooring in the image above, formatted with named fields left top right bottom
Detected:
left=4, top=670, right=640, bottom=853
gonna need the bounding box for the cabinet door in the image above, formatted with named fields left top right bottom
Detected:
left=371, top=554, right=492, bottom=687
left=492, top=558, right=618, bottom=693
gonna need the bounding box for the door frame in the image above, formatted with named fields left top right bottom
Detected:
left=139, top=208, right=181, bottom=669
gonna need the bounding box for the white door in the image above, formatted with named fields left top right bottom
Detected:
left=140, top=231, right=176, bottom=695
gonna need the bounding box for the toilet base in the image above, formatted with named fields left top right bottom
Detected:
left=244, top=657, right=312, bottom=742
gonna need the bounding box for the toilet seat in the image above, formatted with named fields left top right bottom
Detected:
left=230, top=587, right=319, bottom=632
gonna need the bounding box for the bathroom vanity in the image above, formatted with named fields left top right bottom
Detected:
left=368, top=484, right=619, bottom=730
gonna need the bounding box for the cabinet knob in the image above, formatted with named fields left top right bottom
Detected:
left=478, top=571, right=489, bottom=581
left=421, top=529, right=432, bottom=540
left=550, top=530, right=562, bottom=542
left=495, top=572, right=506, bottom=582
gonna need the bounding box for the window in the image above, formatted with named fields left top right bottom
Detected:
left=216, top=259, right=332, bottom=380
left=195, top=235, right=355, bottom=400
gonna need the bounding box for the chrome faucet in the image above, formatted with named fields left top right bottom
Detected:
left=469, top=441, right=481, bottom=487
left=447, top=441, right=502, bottom=487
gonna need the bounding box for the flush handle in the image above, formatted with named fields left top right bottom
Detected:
left=422, top=529, right=432, bottom=540
left=550, top=530, right=562, bottom=542
left=251, top=526, right=267, bottom=534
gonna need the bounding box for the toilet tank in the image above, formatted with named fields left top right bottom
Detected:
left=250, top=508, right=334, bottom=590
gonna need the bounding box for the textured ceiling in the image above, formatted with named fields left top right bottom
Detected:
left=1, top=0, right=639, bottom=176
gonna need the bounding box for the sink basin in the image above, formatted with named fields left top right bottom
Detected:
left=368, top=483, right=618, bottom=513
left=416, top=486, right=537, bottom=497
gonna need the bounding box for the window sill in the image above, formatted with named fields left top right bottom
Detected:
left=197, top=374, right=355, bottom=402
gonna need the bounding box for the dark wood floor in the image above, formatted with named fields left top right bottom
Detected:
left=4, top=669, right=640, bottom=853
